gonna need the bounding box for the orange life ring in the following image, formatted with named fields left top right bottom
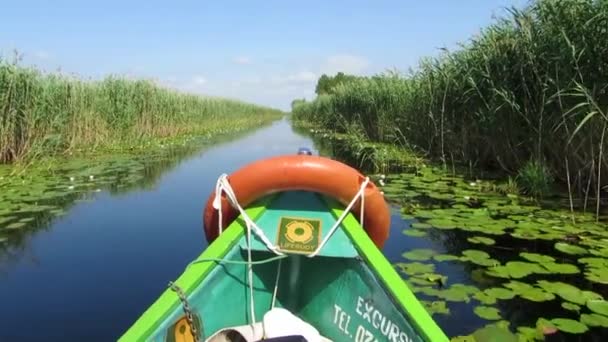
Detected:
left=203, top=155, right=391, bottom=248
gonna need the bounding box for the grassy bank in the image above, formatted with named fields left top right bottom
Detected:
left=0, top=59, right=283, bottom=163
left=291, top=0, right=607, bottom=203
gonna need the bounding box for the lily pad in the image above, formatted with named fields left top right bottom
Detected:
left=4, top=222, right=26, bottom=230
left=467, top=236, right=496, bottom=245
left=516, top=326, right=543, bottom=341
left=550, top=318, right=588, bottom=334
left=433, top=254, right=461, bottom=262
left=587, top=300, right=608, bottom=316
left=436, top=285, right=474, bottom=303
left=403, top=229, right=427, bottom=237
left=519, top=252, right=555, bottom=263
left=580, top=313, right=608, bottom=328
left=561, top=302, right=580, bottom=311
left=555, top=242, right=587, bottom=255
left=422, top=300, right=450, bottom=315
left=483, top=287, right=515, bottom=300
left=402, top=249, right=437, bottom=261
left=411, top=222, right=433, bottom=229
left=519, top=287, right=556, bottom=302
left=473, top=292, right=497, bottom=305
left=541, top=262, right=579, bottom=274
left=474, top=306, right=501, bottom=320
left=395, top=262, right=435, bottom=275
left=537, top=281, right=602, bottom=305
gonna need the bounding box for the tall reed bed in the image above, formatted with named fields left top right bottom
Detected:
left=0, top=59, right=282, bottom=163
left=292, top=0, right=607, bottom=201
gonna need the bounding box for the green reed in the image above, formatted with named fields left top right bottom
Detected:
left=0, top=59, right=282, bottom=163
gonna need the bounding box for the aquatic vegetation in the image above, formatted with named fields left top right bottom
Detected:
left=587, top=300, right=608, bottom=316
left=292, top=0, right=608, bottom=201
left=402, top=248, right=437, bottom=261
left=548, top=318, right=588, bottom=334
left=581, top=313, right=608, bottom=328
left=516, top=160, right=554, bottom=198
left=474, top=306, right=501, bottom=320
left=0, top=59, right=283, bottom=163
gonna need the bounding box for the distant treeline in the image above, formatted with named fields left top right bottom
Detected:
left=292, top=0, right=607, bottom=197
left=0, top=59, right=283, bottom=163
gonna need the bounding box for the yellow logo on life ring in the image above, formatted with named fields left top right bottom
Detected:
left=285, top=221, right=314, bottom=243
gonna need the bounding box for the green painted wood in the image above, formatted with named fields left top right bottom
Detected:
left=120, top=192, right=448, bottom=342
left=118, top=197, right=273, bottom=342
left=322, top=196, right=450, bottom=342
left=245, top=191, right=357, bottom=258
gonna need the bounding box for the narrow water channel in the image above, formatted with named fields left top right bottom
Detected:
left=1, top=119, right=607, bottom=341
left=0, top=119, right=320, bottom=341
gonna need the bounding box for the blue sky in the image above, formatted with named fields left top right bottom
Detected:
left=1, top=0, right=530, bottom=110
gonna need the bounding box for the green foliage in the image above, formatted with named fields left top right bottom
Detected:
left=0, top=59, right=282, bottom=163
left=292, top=0, right=608, bottom=194
left=517, top=160, right=553, bottom=197
left=314, top=72, right=360, bottom=95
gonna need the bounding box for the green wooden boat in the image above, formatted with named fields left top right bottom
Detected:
left=120, top=151, right=449, bottom=342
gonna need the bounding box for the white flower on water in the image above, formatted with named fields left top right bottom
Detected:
left=68, top=185, right=74, bottom=190
left=380, top=174, right=386, bottom=180
left=69, top=177, right=75, bottom=182
left=464, top=196, right=471, bottom=200
left=95, top=189, right=101, bottom=192
left=469, top=182, right=476, bottom=186
left=89, top=175, right=94, bottom=180
left=379, top=180, right=385, bottom=186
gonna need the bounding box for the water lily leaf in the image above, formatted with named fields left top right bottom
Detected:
left=407, top=277, right=435, bottom=286
left=473, top=292, right=497, bottom=305
left=403, top=229, right=427, bottom=237
left=537, top=281, right=601, bottom=305
left=555, top=242, right=587, bottom=255
left=402, top=249, right=437, bottom=261
left=483, top=287, right=515, bottom=300
left=580, top=313, right=608, bottom=328
left=502, top=261, right=544, bottom=279
left=426, top=218, right=458, bottom=229
left=436, top=285, right=472, bottom=302
left=471, top=322, right=518, bottom=342
left=462, top=249, right=490, bottom=260
left=395, top=262, right=435, bottom=275
left=422, top=300, right=450, bottom=315
left=519, top=252, right=555, bottom=263
left=503, top=281, right=535, bottom=294
left=485, top=266, right=511, bottom=279
left=550, top=318, right=588, bottom=334
left=434, top=254, right=461, bottom=262
left=561, top=302, right=580, bottom=312
left=474, top=306, right=501, bottom=320
left=519, top=287, right=555, bottom=302
left=541, top=262, right=579, bottom=274
left=587, top=300, right=608, bottom=316
left=5, top=222, right=26, bottom=229
left=585, top=268, right=608, bottom=284
left=468, top=236, right=496, bottom=245
left=411, top=222, right=432, bottom=229
left=579, top=257, right=608, bottom=268
left=516, top=327, right=543, bottom=341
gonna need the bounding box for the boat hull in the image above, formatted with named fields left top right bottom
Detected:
left=119, top=192, right=448, bottom=342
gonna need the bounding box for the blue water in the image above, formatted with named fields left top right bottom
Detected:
left=0, top=119, right=321, bottom=341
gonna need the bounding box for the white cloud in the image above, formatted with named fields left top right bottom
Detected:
left=33, top=50, right=50, bottom=60
left=285, top=71, right=317, bottom=83
left=232, top=56, right=252, bottom=65
left=322, top=54, right=369, bottom=75
left=192, top=76, right=207, bottom=85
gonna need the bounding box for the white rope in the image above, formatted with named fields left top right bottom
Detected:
left=213, top=174, right=284, bottom=256
left=211, top=173, right=369, bottom=328
left=271, top=259, right=283, bottom=309
left=246, top=217, right=256, bottom=323
left=307, top=177, right=369, bottom=258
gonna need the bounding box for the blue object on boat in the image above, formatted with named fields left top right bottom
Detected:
left=297, top=147, right=313, bottom=155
